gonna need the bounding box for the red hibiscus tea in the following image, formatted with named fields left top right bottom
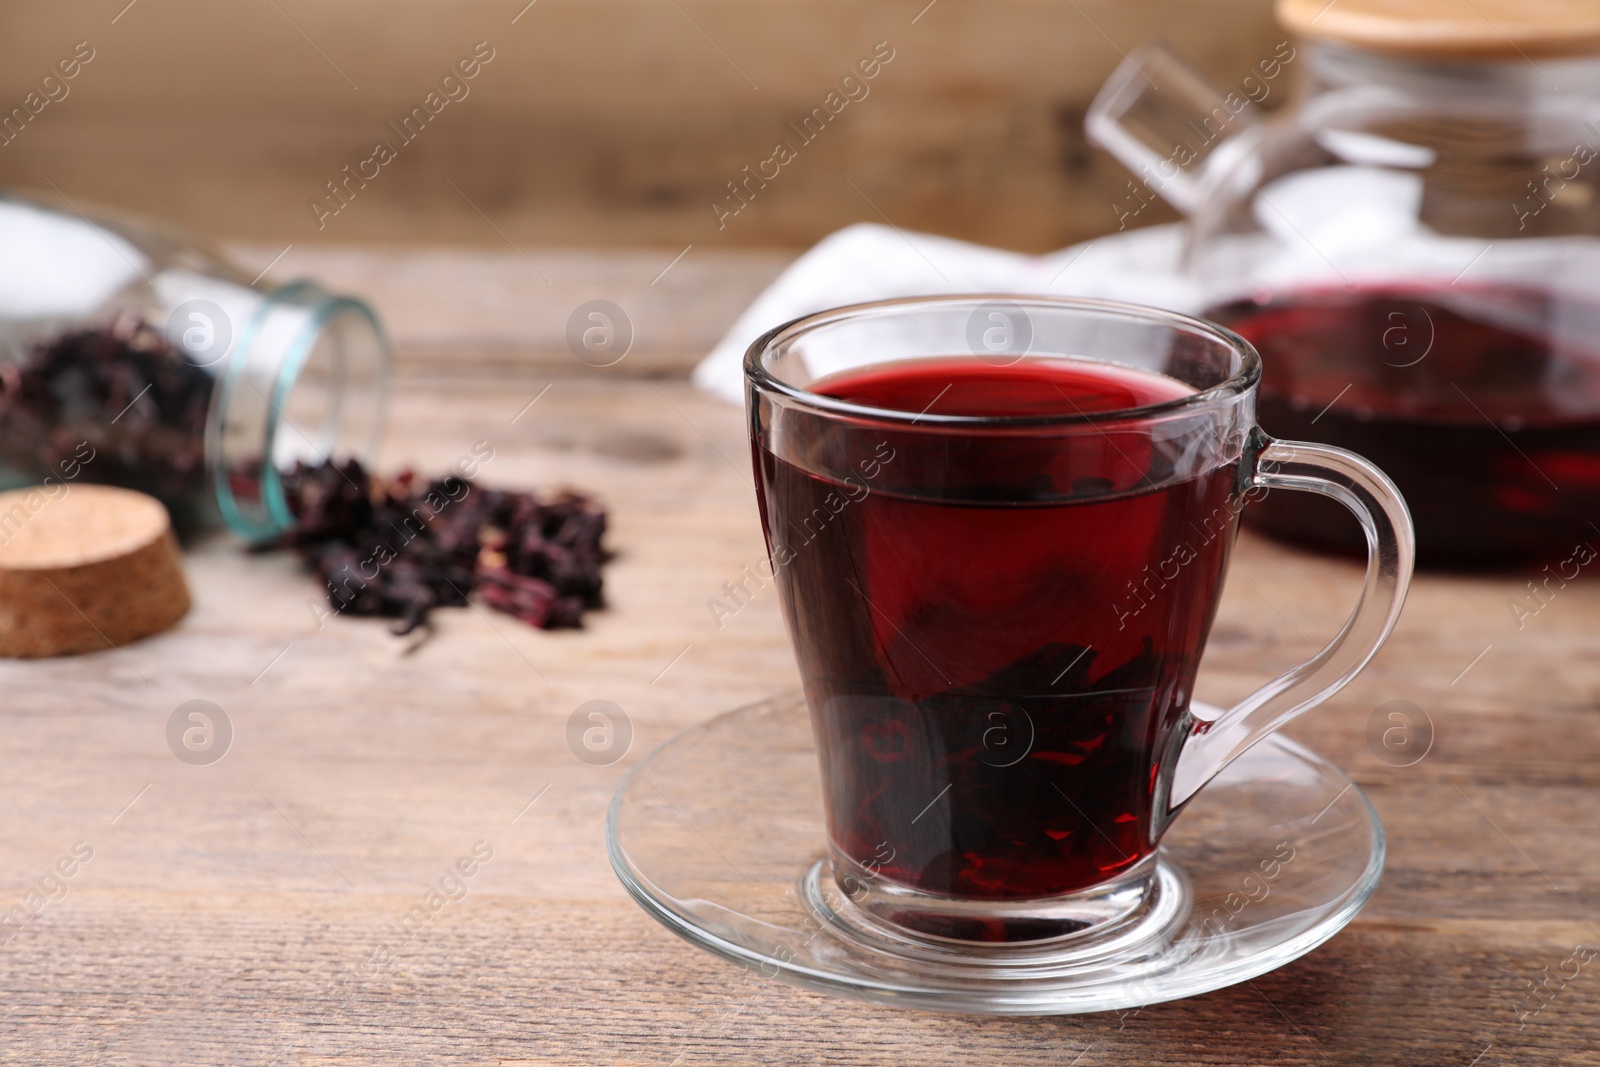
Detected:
left=753, top=357, right=1243, bottom=903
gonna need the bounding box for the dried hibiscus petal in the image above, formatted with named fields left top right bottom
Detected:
left=277, top=458, right=608, bottom=634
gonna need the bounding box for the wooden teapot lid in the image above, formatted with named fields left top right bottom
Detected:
left=0, top=484, right=191, bottom=657
left=1278, top=0, right=1600, bottom=59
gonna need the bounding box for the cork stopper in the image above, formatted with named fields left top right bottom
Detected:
left=1278, top=0, right=1600, bottom=59
left=0, top=485, right=191, bottom=657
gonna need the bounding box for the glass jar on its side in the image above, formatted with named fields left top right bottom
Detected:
left=0, top=191, right=388, bottom=540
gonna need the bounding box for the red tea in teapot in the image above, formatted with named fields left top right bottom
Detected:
left=1207, top=284, right=1600, bottom=566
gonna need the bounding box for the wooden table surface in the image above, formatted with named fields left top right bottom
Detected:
left=2, top=248, right=1597, bottom=1065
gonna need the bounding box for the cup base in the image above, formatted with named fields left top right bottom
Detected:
left=821, top=848, right=1170, bottom=945
left=802, top=851, right=1192, bottom=974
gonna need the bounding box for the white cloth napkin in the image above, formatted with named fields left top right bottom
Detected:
left=692, top=222, right=1197, bottom=404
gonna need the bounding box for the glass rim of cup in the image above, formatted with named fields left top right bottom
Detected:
left=744, top=293, right=1264, bottom=430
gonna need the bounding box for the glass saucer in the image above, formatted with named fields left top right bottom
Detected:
left=606, top=694, right=1383, bottom=1015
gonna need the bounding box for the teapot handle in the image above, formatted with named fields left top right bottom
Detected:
left=1086, top=40, right=1263, bottom=218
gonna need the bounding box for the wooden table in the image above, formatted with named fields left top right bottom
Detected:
left=2, top=248, right=1596, bottom=1065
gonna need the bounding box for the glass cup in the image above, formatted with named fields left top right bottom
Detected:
left=746, top=295, right=1413, bottom=946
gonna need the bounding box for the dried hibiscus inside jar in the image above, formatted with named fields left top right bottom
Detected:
left=0, top=314, right=214, bottom=526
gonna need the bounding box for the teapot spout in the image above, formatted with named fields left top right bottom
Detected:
left=1086, top=40, right=1261, bottom=218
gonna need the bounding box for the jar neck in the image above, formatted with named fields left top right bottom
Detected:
left=206, top=280, right=389, bottom=542
left=1303, top=40, right=1600, bottom=103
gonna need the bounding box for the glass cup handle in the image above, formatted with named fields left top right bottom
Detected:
left=1168, top=436, right=1416, bottom=808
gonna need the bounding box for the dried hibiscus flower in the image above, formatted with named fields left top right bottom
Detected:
left=277, top=458, right=606, bottom=635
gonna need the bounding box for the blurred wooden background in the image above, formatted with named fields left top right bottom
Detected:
left=0, top=0, right=1280, bottom=253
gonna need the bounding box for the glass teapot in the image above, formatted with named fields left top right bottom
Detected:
left=1088, top=0, right=1600, bottom=567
